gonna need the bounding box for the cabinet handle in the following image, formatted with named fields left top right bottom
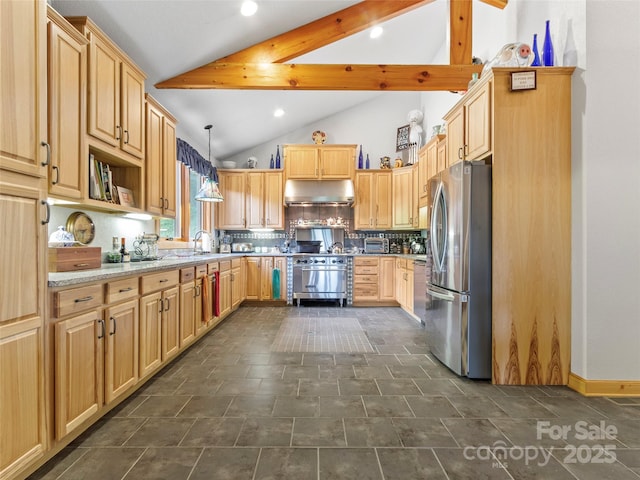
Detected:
left=109, top=316, right=116, bottom=336
left=124, top=129, right=130, bottom=144
left=458, top=147, right=463, bottom=160
left=97, top=319, right=105, bottom=339
left=74, top=263, right=89, bottom=267
left=164, top=198, right=169, bottom=209
left=164, top=298, right=170, bottom=311
left=116, top=125, right=122, bottom=141
left=464, top=144, right=469, bottom=157
left=52, top=165, right=59, bottom=185
left=41, top=200, right=50, bottom=225
left=74, top=296, right=93, bottom=303
left=119, top=287, right=133, bottom=293
left=158, top=298, right=163, bottom=314
left=159, top=279, right=169, bottom=283
left=40, top=141, right=50, bottom=166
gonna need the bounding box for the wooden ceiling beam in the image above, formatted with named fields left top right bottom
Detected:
left=479, top=0, right=508, bottom=9
left=218, top=0, right=434, bottom=64
left=154, top=63, right=483, bottom=91
left=449, top=0, right=472, bottom=65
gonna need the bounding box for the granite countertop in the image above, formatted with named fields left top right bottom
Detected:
left=49, top=252, right=429, bottom=287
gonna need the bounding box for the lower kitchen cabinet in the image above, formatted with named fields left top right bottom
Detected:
left=218, top=261, right=232, bottom=318
left=395, top=258, right=414, bottom=314
left=103, top=299, right=139, bottom=404
left=231, top=258, right=243, bottom=309
left=245, top=256, right=287, bottom=301
left=353, top=256, right=397, bottom=305
left=379, top=257, right=396, bottom=302
left=179, top=267, right=198, bottom=348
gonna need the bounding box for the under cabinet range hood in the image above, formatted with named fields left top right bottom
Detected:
left=284, top=179, right=355, bottom=206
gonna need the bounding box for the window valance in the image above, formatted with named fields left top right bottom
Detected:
left=176, top=138, right=219, bottom=182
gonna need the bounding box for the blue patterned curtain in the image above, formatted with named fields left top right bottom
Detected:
left=176, top=138, right=218, bottom=182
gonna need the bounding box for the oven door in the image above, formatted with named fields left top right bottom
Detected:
left=293, top=266, right=346, bottom=299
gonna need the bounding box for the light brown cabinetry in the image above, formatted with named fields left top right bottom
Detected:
left=418, top=135, right=444, bottom=204
left=46, top=7, right=87, bottom=201
left=179, top=267, right=198, bottom=348
left=231, top=258, right=243, bottom=309
left=379, top=257, right=396, bottom=302
left=216, top=171, right=247, bottom=229
left=392, top=167, right=415, bottom=229
left=218, top=261, right=232, bottom=318
left=67, top=16, right=145, bottom=161
left=145, top=94, right=177, bottom=217
left=444, top=80, right=491, bottom=166
left=246, top=171, right=284, bottom=229
left=436, top=138, right=447, bottom=173
left=353, top=256, right=397, bottom=305
left=246, top=256, right=286, bottom=301
left=354, top=171, right=392, bottom=230
left=283, top=145, right=355, bottom=180
left=103, top=299, right=138, bottom=404
left=395, top=258, right=414, bottom=314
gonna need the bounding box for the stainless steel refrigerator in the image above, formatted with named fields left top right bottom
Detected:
left=425, top=161, right=492, bottom=379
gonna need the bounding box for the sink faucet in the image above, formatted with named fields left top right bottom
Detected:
left=193, top=230, right=211, bottom=254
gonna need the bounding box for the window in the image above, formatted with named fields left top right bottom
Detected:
left=159, top=163, right=212, bottom=241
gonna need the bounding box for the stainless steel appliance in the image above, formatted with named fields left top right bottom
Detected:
left=364, top=237, right=389, bottom=254
left=292, top=256, right=347, bottom=306
left=425, top=161, right=492, bottom=379
left=413, top=259, right=427, bottom=325
left=295, top=227, right=344, bottom=253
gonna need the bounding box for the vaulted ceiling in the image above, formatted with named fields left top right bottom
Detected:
left=51, top=0, right=505, bottom=160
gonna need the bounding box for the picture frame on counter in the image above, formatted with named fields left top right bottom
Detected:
left=396, top=124, right=410, bottom=151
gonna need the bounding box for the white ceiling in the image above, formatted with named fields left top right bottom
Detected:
left=50, top=0, right=448, bottom=160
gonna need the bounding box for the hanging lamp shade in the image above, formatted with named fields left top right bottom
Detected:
left=195, top=177, right=224, bottom=202
left=196, top=124, right=223, bottom=202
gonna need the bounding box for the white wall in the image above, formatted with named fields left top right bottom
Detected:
left=223, top=92, right=423, bottom=169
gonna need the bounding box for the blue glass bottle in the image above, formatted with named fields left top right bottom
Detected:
left=542, top=20, right=554, bottom=66
left=275, top=145, right=281, bottom=169
left=365, top=154, right=370, bottom=169
left=358, top=145, right=363, bottom=169
left=531, top=33, right=541, bottom=66
left=269, top=154, right=274, bottom=169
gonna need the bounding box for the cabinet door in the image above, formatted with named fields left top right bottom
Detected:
left=284, top=146, right=318, bottom=178
left=47, top=17, right=85, bottom=200
left=395, top=264, right=405, bottom=306
left=104, top=299, right=138, bottom=404
left=260, top=257, right=274, bottom=300
left=392, top=168, right=413, bottom=229
left=162, top=286, right=180, bottom=361
left=162, top=117, right=177, bottom=217
left=379, top=257, right=396, bottom=302
left=405, top=267, right=414, bottom=313
left=54, top=310, right=103, bottom=439
left=139, top=291, right=162, bottom=378
left=412, top=164, right=420, bottom=229
left=436, top=140, right=446, bottom=175
left=375, top=171, right=392, bottom=229
left=445, top=106, right=464, bottom=167
left=0, top=0, right=47, bottom=178
left=465, top=81, right=491, bottom=160
left=274, top=257, right=287, bottom=300
left=179, top=281, right=196, bottom=347
left=320, top=146, right=354, bottom=179
left=217, top=171, right=246, bottom=229
left=120, top=61, right=145, bottom=159
left=87, top=34, right=120, bottom=147
left=246, top=172, right=264, bottom=229
left=244, top=257, right=261, bottom=300
left=231, top=266, right=242, bottom=309
left=145, top=102, right=164, bottom=215
left=218, top=270, right=231, bottom=317
left=418, top=144, right=431, bottom=200
left=264, top=172, right=283, bottom=229
left=0, top=319, right=45, bottom=478
left=354, top=172, right=373, bottom=230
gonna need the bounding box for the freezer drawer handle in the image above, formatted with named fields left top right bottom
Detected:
left=427, top=287, right=456, bottom=302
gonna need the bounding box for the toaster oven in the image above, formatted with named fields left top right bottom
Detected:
left=364, top=237, right=389, bottom=254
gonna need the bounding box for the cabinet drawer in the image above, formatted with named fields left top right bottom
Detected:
left=354, top=257, right=379, bottom=267
left=396, top=258, right=407, bottom=269
left=231, top=258, right=242, bottom=269
left=105, top=277, right=139, bottom=304
left=354, top=274, right=378, bottom=284
left=353, top=285, right=378, bottom=297
left=196, top=264, right=208, bottom=278
left=141, top=270, right=179, bottom=294
left=54, top=284, right=103, bottom=318
left=180, top=267, right=195, bottom=283
left=355, top=265, right=378, bottom=275
left=207, top=262, right=219, bottom=273
left=219, top=260, right=231, bottom=272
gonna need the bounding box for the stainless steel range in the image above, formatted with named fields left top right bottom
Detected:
left=292, top=255, right=348, bottom=306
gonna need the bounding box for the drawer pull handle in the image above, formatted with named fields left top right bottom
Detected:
left=158, top=299, right=163, bottom=314
left=164, top=298, right=170, bottom=312
left=109, top=316, right=116, bottom=336
left=97, top=319, right=105, bottom=339
left=159, top=279, right=169, bottom=283
left=74, top=263, right=89, bottom=267
left=74, top=296, right=93, bottom=303
left=119, top=287, right=133, bottom=293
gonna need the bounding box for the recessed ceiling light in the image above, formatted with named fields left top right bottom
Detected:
left=370, top=26, right=383, bottom=39
left=240, top=1, right=258, bottom=16
left=273, top=108, right=285, bottom=118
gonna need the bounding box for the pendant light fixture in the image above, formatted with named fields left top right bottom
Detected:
left=195, top=124, right=224, bottom=202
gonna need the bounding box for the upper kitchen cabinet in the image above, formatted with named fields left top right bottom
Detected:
left=392, top=166, right=415, bottom=230
left=418, top=135, right=443, bottom=203
left=354, top=170, right=391, bottom=230
left=444, top=80, right=491, bottom=166
left=216, top=170, right=248, bottom=230
left=46, top=7, right=87, bottom=201
left=66, top=16, right=146, bottom=163
left=145, top=94, right=177, bottom=218
left=283, top=145, right=355, bottom=180
left=1, top=0, right=48, bottom=179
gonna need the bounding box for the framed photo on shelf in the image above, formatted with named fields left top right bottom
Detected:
left=396, top=124, right=410, bottom=152
left=117, top=186, right=135, bottom=207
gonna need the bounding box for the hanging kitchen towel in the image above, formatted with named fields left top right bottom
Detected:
left=212, top=270, right=220, bottom=317
left=201, top=274, right=211, bottom=324
left=272, top=267, right=280, bottom=300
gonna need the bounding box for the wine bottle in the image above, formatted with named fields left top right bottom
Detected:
left=269, top=154, right=274, bottom=169
left=275, top=145, right=281, bottom=169
left=531, top=33, right=541, bottom=66
left=542, top=20, right=554, bottom=67
left=358, top=145, right=363, bottom=169
left=365, top=154, right=370, bottom=169
left=120, top=237, right=130, bottom=263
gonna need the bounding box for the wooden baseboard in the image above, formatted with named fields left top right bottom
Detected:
left=568, top=372, right=640, bottom=397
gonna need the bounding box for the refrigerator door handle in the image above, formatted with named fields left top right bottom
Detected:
left=430, top=181, right=447, bottom=273
left=427, top=286, right=456, bottom=302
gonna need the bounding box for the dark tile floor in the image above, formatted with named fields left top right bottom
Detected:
left=30, top=305, right=640, bottom=480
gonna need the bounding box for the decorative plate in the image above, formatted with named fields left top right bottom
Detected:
left=312, top=130, right=326, bottom=144
left=65, top=211, right=95, bottom=245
